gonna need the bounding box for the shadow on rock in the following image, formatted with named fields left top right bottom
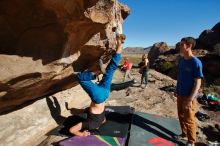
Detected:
left=46, top=96, right=66, bottom=125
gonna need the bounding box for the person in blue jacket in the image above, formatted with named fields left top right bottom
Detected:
left=69, top=34, right=126, bottom=136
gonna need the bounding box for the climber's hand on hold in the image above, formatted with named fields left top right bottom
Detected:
left=116, top=34, right=126, bottom=44
left=116, top=34, right=126, bottom=53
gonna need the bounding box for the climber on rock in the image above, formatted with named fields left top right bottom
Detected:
left=69, top=34, right=126, bottom=136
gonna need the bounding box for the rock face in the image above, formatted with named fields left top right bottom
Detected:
left=0, top=0, right=130, bottom=113
left=147, top=42, right=178, bottom=79
left=197, top=22, right=220, bottom=52
left=153, top=54, right=178, bottom=79
left=200, top=54, right=220, bottom=78
left=148, top=42, right=170, bottom=68
left=196, top=22, right=220, bottom=79
left=0, top=85, right=91, bottom=146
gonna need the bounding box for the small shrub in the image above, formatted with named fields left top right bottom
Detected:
left=156, top=61, right=175, bottom=73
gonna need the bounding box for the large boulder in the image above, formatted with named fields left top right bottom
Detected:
left=0, top=0, right=130, bottom=114
left=196, top=22, right=220, bottom=79
left=148, top=42, right=170, bottom=68
left=197, top=22, right=220, bottom=51
left=154, top=55, right=178, bottom=79
left=200, top=54, right=220, bottom=78
left=0, top=85, right=91, bottom=146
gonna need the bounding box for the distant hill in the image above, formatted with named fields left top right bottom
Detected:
left=123, top=46, right=151, bottom=54
left=123, top=44, right=175, bottom=55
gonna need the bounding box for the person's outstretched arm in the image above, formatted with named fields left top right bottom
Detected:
left=116, top=34, right=125, bottom=54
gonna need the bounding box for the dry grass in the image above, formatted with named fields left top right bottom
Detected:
left=120, top=54, right=143, bottom=65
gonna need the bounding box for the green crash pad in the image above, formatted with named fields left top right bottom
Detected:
left=129, top=112, right=183, bottom=146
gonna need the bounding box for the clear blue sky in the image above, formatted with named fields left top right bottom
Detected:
left=119, top=0, right=220, bottom=48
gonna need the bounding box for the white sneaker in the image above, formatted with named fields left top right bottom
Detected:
left=185, top=143, right=195, bottom=146
left=174, top=135, right=188, bottom=141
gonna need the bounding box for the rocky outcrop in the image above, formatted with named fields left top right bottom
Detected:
left=154, top=55, right=178, bottom=79
left=0, top=0, right=130, bottom=114
left=148, top=42, right=170, bottom=68
left=200, top=54, right=220, bottom=78
left=151, top=22, right=220, bottom=82
left=0, top=85, right=91, bottom=146
left=197, top=22, right=220, bottom=52
left=146, top=42, right=178, bottom=79
left=196, top=22, right=220, bottom=79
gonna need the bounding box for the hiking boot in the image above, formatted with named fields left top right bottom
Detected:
left=98, top=58, right=105, bottom=74
left=174, top=135, right=188, bottom=141
left=195, top=111, right=210, bottom=122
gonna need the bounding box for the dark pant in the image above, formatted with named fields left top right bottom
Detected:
left=141, top=70, right=148, bottom=85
